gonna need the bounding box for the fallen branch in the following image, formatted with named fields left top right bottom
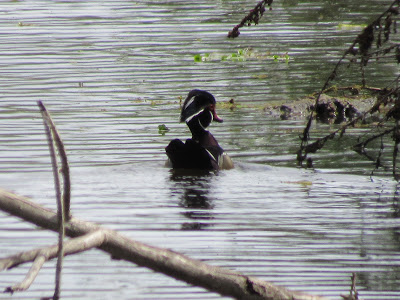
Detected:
left=0, top=189, right=328, bottom=300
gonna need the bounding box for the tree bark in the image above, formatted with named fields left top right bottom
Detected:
left=0, top=189, right=328, bottom=300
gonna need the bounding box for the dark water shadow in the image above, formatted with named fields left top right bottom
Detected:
left=169, top=170, right=215, bottom=230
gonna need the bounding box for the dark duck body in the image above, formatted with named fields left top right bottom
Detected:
left=165, top=89, right=234, bottom=171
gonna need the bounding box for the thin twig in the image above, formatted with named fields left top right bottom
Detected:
left=298, top=0, right=400, bottom=167
left=353, top=127, right=395, bottom=153
left=393, top=121, right=400, bottom=180
left=37, top=101, right=71, bottom=221
left=37, top=101, right=65, bottom=300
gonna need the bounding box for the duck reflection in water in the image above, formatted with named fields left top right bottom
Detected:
left=169, top=173, right=215, bottom=230
left=165, top=89, right=234, bottom=171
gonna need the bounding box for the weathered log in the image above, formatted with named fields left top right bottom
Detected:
left=0, top=189, right=328, bottom=300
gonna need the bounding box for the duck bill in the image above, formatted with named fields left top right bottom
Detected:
left=210, top=105, right=223, bottom=123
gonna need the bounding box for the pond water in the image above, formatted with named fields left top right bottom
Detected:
left=1, top=0, right=400, bottom=299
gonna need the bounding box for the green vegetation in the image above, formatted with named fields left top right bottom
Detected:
left=158, top=124, right=170, bottom=135
left=337, top=23, right=367, bottom=30
left=194, top=48, right=290, bottom=63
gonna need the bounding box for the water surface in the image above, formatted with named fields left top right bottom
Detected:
left=1, top=1, right=400, bottom=299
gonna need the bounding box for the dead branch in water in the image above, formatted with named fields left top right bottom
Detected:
left=297, top=0, right=400, bottom=180
left=340, top=273, right=360, bottom=300
left=228, top=0, right=273, bottom=38
left=0, top=189, right=328, bottom=300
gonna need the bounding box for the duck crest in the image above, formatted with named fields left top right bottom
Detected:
left=165, top=89, right=234, bottom=171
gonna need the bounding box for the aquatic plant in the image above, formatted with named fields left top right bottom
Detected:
left=158, top=124, right=169, bottom=135
left=337, top=23, right=367, bottom=30
left=194, top=48, right=289, bottom=63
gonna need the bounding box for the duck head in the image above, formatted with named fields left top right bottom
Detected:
left=165, top=89, right=234, bottom=171
left=180, top=89, right=223, bottom=130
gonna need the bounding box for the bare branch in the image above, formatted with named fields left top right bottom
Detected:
left=227, top=0, right=273, bottom=38
left=37, top=101, right=71, bottom=221
left=340, top=273, right=360, bottom=300
left=4, top=254, right=47, bottom=293
left=0, top=189, right=328, bottom=300
left=2, top=231, right=106, bottom=293
left=298, top=0, right=400, bottom=169
left=37, top=101, right=67, bottom=299
left=1, top=231, right=106, bottom=273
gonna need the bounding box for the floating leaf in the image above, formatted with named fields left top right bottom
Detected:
left=158, top=124, right=169, bottom=135
left=252, top=74, right=268, bottom=79
left=193, top=54, right=202, bottom=62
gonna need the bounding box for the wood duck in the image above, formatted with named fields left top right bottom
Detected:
left=165, top=89, right=234, bottom=171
